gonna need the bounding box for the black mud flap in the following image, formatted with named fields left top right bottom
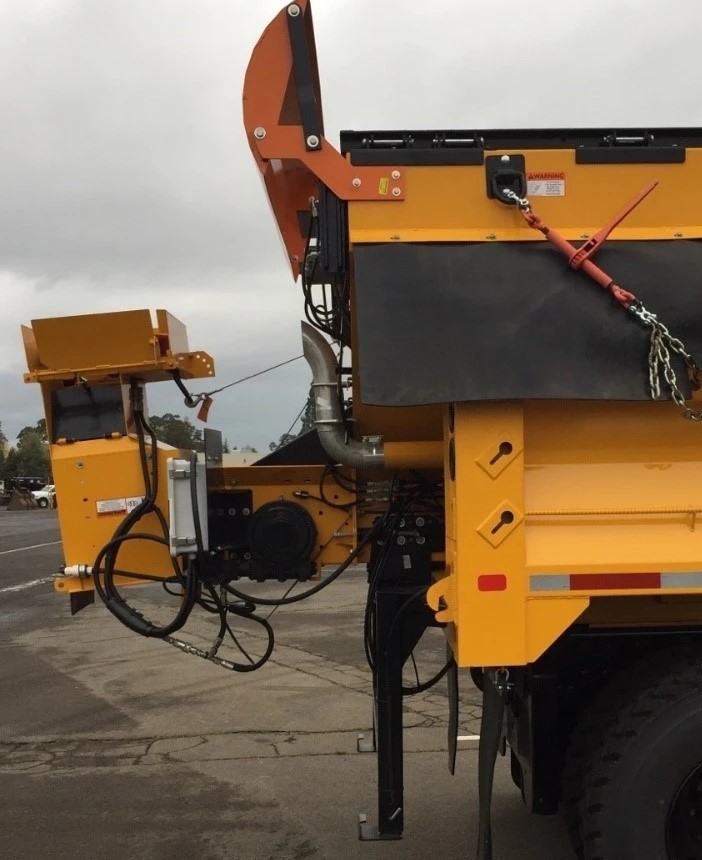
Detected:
left=354, top=241, right=702, bottom=406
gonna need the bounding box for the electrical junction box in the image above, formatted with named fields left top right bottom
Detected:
left=167, top=457, right=209, bottom=557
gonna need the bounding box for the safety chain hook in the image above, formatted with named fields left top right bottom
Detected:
left=502, top=186, right=702, bottom=422
left=629, top=302, right=702, bottom=420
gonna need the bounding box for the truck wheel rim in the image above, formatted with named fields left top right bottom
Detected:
left=667, top=763, right=702, bottom=859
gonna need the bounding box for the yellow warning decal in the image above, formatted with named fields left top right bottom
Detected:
left=378, top=177, right=389, bottom=195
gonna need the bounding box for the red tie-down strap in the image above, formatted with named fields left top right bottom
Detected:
left=501, top=185, right=702, bottom=420
left=507, top=181, right=659, bottom=308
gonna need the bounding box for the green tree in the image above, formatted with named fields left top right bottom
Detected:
left=17, top=419, right=47, bottom=444
left=148, top=413, right=204, bottom=451
left=3, top=448, right=20, bottom=482
left=0, top=421, right=7, bottom=447
left=222, top=438, right=231, bottom=454
left=300, top=385, right=316, bottom=433
left=14, top=430, right=51, bottom=478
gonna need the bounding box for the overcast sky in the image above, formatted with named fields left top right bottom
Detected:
left=1, top=0, right=700, bottom=449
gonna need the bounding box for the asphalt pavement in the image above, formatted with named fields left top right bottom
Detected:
left=0, top=509, right=572, bottom=859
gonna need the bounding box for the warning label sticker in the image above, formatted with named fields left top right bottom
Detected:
left=126, top=496, right=145, bottom=513
left=527, top=172, right=566, bottom=197
left=96, top=498, right=127, bottom=516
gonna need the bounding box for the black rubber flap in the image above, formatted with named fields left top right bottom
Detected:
left=353, top=241, right=702, bottom=405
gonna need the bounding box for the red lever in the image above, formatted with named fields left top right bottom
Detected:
left=518, top=181, right=659, bottom=308
left=568, top=180, right=659, bottom=270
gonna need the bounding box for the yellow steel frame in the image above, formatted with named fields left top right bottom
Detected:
left=348, top=150, right=702, bottom=244
left=23, top=309, right=357, bottom=598
left=428, top=401, right=702, bottom=667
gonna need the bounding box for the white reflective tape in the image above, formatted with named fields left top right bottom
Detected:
left=530, top=574, right=570, bottom=591
left=661, top=572, right=702, bottom=588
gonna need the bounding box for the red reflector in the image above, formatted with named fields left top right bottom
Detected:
left=570, top=573, right=661, bottom=591
left=478, top=574, right=507, bottom=592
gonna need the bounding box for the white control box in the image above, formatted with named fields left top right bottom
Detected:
left=167, top=457, right=209, bottom=557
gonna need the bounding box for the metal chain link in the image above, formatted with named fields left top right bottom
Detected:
left=629, top=303, right=702, bottom=420
left=502, top=187, right=702, bottom=422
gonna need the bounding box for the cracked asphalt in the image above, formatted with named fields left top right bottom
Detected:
left=0, top=510, right=570, bottom=859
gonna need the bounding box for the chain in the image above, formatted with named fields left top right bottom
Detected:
left=502, top=187, right=702, bottom=422
left=502, top=188, right=531, bottom=210
left=628, top=302, right=702, bottom=420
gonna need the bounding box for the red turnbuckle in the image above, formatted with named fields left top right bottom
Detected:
left=514, top=181, right=659, bottom=308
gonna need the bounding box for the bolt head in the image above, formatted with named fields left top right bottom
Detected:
left=391, top=187, right=401, bottom=197
left=287, top=3, right=301, bottom=16
left=306, top=134, right=320, bottom=149
left=391, top=170, right=401, bottom=180
left=501, top=154, right=510, bottom=163
left=397, top=535, right=407, bottom=546
left=253, top=127, right=266, bottom=140
left=352, top=177, right=362, bottom=188
left=416, top=535, right=426, bottom=545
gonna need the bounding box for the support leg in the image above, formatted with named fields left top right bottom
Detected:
left=359, top=586, right=430, bottom=841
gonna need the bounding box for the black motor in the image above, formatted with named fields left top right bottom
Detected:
left=247, top=501, right=317, bottom=582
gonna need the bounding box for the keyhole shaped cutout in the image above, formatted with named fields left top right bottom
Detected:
left=491, top=510, right=515, bottom=535
left=489, top=441, right=513, bottom=466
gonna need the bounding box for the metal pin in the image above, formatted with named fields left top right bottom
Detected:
left=391, top=187, right=401, bottom=197
left=253, top=127, right=266, bottom=140
left=352, top=178, right=362, bottom=188
left=287, top=3, right=301, bottom=16
left=306, top=134, right=320, bottom=149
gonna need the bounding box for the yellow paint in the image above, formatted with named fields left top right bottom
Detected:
left=348, top=149, right=702, bottom=242
left=429, top=398, right=702, bottom=667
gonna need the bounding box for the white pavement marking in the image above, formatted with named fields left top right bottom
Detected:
left=0, top=540, right=62, bottom=557
left=457, top=735, right=481, bottom=741
left=0, top=577, right=54, bottom=594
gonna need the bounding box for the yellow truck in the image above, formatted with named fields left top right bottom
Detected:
left=22, top=3, right=702, bottom=858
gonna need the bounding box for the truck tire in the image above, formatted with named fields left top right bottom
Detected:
left=37, top=497, right=48, bottom=508
left=562, top=645, right=702, bottom=860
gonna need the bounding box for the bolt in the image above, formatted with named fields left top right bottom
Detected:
left=242, top=507, right=251, bottom=516
left=352, top=177, right=362, bottom=188
left=287, top=3, right=300, bottom=16
left=391, top=187, right=401, bottom=197
left=416, top=535, right=426, bottom=545
left=244, top=552, right=252, bottom=560
left=306, top=134, right=320, bottom=149
left=501, top=155, right=510, bottom=163
left=391, top=170, right=401, bottom=180
left=416, top=516, right=425, bottom=527
left=291, top=254, right=299, bottom=263
left=397, top=535, right=407, bottom=546
left=253, top=127, right=266, bottom=140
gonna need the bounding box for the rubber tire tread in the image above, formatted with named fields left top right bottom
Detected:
left=561, top=645, right=702, bottom=860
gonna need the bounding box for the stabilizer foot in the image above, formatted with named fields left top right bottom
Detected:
left=358, top=814, right=402, bottom=841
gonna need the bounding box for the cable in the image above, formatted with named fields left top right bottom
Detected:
left=402, top=659, right=454, bottom=696
left=223, top=525, right=377, bottom=607
left=172, top=356, right=304, bottom=409
left=92, top=393, right=197, bottom=638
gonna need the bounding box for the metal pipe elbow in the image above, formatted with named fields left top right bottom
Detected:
left=301, top=321, right=384, bottom=470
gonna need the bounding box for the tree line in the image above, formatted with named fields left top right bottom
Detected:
left=0, top=414, right=259, bottom=483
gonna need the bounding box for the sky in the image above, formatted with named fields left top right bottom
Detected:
left=1, top=0, right=701, bottom=450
